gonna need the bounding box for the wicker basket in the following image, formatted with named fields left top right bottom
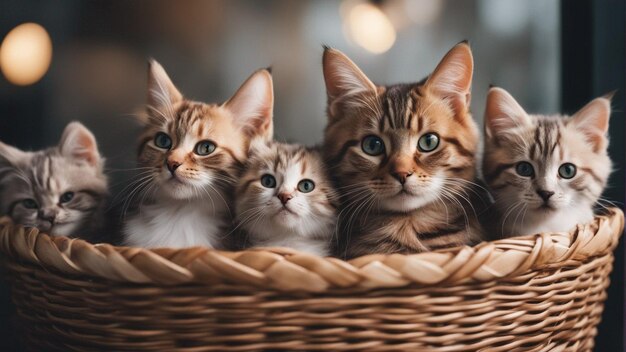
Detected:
left=0, top=208, right=623, bottom=351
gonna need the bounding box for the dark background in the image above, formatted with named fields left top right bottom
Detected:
left=0, top=0, right=623, bottom=350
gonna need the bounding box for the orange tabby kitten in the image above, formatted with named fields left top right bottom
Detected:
left=323, top=42, right=485, bottom=258
left=123, top=60, right=273, bottom=248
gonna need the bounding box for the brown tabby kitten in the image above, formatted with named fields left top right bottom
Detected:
left=123, top=60, right=273, bottom=248
left=323, top=42, right=484, bottom=259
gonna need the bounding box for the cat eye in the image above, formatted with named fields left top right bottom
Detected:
left=515, top=162, right=534, bottom=177
left=60, top=192, right=74, bottom=203
left=22, top=199, right=38, bottom=209
left=361, top=135, right=385, bottom=156
left=297, top=179, right=315, bottom=193
left=154, top=132, right=172, bottom=149
left=558, top=163, right=577, bottom=179
left=195, top=140, right=216, bottom=156
left=260, top=174, right=277, bottom=188
left=418, top=133, right=440, bottom=152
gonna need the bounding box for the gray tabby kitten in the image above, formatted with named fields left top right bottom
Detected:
left=483, top=87, right=612, bottom=237
left=0, top=122, right=108, bottom=239
left=234, top=139, right=337, bottom=256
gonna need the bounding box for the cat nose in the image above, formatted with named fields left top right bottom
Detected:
left=537, top=190, right=555, bottom=202
left=277, top=193, right=293, bottom=205
left=38, top=209, right=57, bottom=222
left=391, top=171, right=413, bottom=185
left=166, top=159, right=182, bottom=174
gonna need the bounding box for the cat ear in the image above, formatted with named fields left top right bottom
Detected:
left=424, top=42, right=473, bottom=118
left=59, top=122, right=101, bottom=167
left=146, top=59, right=183, bottom=120
left=0, top=141, right=30, bottom=166
left=484, top=87, right=531, bottom=138
left=223, top=68, right=274, bottom=141
left=569, top=94, right=612, bottom=152
left=322, top=47, right=377, bottom=105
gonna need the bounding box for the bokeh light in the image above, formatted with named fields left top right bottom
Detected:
left=0, top=22, right=53, bottom=86
left=344, top=3, right=396, bottom=54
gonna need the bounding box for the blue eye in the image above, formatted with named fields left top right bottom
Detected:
left=361, top=135, right=385, bottom=156
left=418, top=133, right=439, bottom=152
left=154, top=132, right=172, bottom=149
left=515, top=162, right=534, bottom=177
left=260, top=174, right=276, bottom=188
left=22, top=199, right=38, bottom=209
left=558, top=163, right=577, bottom=179
left=297, top=179, right=315, bottom=193
left=195, top=140, right=216, bottom=156
left=60, top=192, right=74, bottom=203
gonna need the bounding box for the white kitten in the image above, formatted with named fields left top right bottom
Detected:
left=234, top=140, right=337, bottom=256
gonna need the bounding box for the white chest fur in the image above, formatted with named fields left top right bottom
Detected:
left=124, top=199, right=229, bottom=249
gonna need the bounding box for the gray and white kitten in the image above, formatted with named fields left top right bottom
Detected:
left=0, top=122, right=109, bottom=239
left=482, top=87, right=612, bottom=237
left=234, top=139, right=337, bottom=256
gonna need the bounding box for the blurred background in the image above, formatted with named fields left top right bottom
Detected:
left=0, top=0, right=623, bottom=350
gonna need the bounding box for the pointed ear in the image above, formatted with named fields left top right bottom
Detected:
left=0, top=141, right=30, bottom=166
left=484, top=87, right=531, bottom=138
left=569, top=95, right=612, bottom=152
left=146, top=59, right=183, bottom=121
left=322, top=47, right=376, bottom=104
left=59, top=122, right=101, bottom=167
left=223, top=69, right=274, bottom=141
left=424, top=42, right=473, bottom=118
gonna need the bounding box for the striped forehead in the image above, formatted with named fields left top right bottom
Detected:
left=377, top=84, right=419, bottom=132
left=30, top=154, right=61, bottom=195
left=528, top=118, right=564, bottom=161
left=170, top=102, right=214, bottom=139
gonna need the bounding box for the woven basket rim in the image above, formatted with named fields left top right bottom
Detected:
left=0, top=208, right=623, bottom=292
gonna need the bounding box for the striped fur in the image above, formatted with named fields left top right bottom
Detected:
left=483, top=87, right=612, bottom=237
left=0, top=122, right=108, bottom=240
left=323, top=43, right=485, bottom=259
left=123, top=60, right=273, bottom=248
left=233, top=140, right=337, bottom=256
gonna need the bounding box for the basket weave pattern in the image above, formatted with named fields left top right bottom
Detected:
left=0, top=208, right=623, bottom=351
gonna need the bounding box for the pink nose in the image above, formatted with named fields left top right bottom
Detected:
left=277, top=193, right=293, bottom=205
left=166, top=159, right=181, bottom=174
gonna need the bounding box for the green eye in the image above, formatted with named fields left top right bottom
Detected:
left=154, top=132, right=172, bottom=149
left=60, top=192, right=74, bottom=203
left=22, top=199, right=38, bottom=209
left=558, top=163, right=577, bottom=179
left=260, top=174, right=276, bottom=188
left=516, top=162, right=534, bottom=177
left=297, top=179, right=315, bottom=193
left=361, top=135, right=385, bottom=156
left=418, top=133, right=440, bottom=152
left=195, top=140, right=216, bottom=156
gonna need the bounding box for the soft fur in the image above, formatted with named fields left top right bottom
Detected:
left=233, top=140, right=337, bottom=256
left=0, top=122, right=108, bottom=239
left=482, top=87, right=612, bottom=237
left=123, top=60, right=273, bottom=248
left=322, top=42, right=485, bottom=259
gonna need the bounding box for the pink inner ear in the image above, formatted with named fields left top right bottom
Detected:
left=71, top=132, right=97, bottom=166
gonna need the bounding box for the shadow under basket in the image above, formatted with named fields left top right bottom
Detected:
left=0, top=208, right=623, bottom=352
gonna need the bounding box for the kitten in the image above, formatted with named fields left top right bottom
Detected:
left=482, top=87, right=612, bottom=237
left=233, top=139, right=337, bottom=256
left=322, top=42, right=485, bottom=259
left=0, top=122, right=108, bottom=240
left=122, top=60, right=273, bottom=248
